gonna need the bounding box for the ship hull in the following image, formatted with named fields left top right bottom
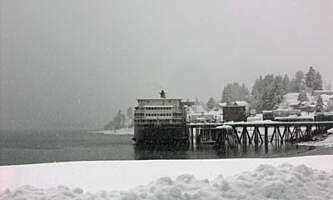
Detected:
left=133, top=125, right=188, bottom=145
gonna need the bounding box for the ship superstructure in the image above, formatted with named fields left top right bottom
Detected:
left=133, top=92, right=187, bottom=144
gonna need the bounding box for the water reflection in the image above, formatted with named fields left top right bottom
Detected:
left=134, top=142, right=312, bottom=160
left=134, top=143, right=189, bottom=159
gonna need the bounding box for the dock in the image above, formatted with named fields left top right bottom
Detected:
left=186, top=121, right=333, bottom=148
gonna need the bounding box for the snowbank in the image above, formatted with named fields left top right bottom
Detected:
left=1, top=162, right=333, bottom=200
left=89, top=128, right=134, bottom=135
left=1, top=156, right=333, bottom=193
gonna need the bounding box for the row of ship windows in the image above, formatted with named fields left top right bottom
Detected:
left=135, top=113, right=183, bottom=117
left=136, top=107, right=174, bottom=110
left=146, top=113, right=172, bottom=116
left=135, top=119, right=184, bottom=123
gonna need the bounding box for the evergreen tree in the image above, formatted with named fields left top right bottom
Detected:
left=295, top=71, right=305, bottom=92
left=255, top=75, right=274, bottom=110
left=222, top=82, right=250, bottom=103
left=289, top=71, right=305, bottom=92
left=282, top=74, right=290, bottom=93
left=262, top=76, right=284, bottom=110
left=305, top=66, right=317, bottom=89
left=251, top=76, right=265, bottom=111
left=297, top=91, right=308, bottom=102
left=313, top=72, right=323, bottom=90
left=113, top=110, right=126, bottom=129
left=221, top=85, right=232, bottom=102
left=315, top=95, right=324, bottom=112
left=104, top=110, right=126, bottom=130
left=273, top=75, right=284, bottom=104
left=251, top=74, right=287, bottom=111
left=127, top=107, right=133, bottom=119
left=262, top=88, right=274, bottom=110
left=207, top=97, right=217, bottom=110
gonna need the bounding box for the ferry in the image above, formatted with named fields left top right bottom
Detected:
left=132, top=91, right=188, bottom=144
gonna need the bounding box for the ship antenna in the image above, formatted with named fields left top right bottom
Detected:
left=160, top=90, right=166, bottom=98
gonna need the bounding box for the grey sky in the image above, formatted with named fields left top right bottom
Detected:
left=1, top=0, right=333, bottom=130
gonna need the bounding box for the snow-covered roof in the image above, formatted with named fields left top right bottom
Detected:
left=219, top=101, right=249, bottom=107
left=218, top=102, right=227, bottom=107
left=143, top=105, right=174, bottom=107
left=235, top=101, right=249, bottom=107
left=313, top=90, right=333, bottom=95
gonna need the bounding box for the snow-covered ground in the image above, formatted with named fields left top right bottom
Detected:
left=1, top=156, right=333, bottom=200
left=89, top=128, right=134, bottom=135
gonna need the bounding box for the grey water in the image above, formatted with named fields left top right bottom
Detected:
left=0, top=130, right=314, bottom=166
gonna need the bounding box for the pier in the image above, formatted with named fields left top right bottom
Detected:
left=187, top=121, right=333, bottom=148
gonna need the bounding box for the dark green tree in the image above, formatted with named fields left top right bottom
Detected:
left=297, top=91, right=308, bottom=102
left=305, top=66, right=317, bottom=89
left=315, top=96, right=324, bottom=112
left=104, top=110, right=126, bottom=130
left=207, top=97, right=217, bottom=110
left=261, top=75, right=284, bottom=110
left=127, top=107, right=133, bottom=119
left=222, top=82, right=250, bottom=103
left=289, top=71, right=305, bottom=92
left=313, top=72, right=323, bottom=90
left=282, top=74, right=290, bottom=93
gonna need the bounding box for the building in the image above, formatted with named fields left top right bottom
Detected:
left=223, top=103, right=247, bottom=122
left=312, top=90, right=333, bottom=96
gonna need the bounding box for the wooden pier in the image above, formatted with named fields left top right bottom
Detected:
left=187, top=121, right=333, bottom=148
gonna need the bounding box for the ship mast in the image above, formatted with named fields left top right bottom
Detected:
left=160, top=90, right=166, bottom=98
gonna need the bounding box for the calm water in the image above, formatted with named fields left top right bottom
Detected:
left=0, top=130, right=314, bottom=166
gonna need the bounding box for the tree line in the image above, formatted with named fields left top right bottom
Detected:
left=207, top=66, right=324, bottom=112
left=104, top=107, right=133, bottom=130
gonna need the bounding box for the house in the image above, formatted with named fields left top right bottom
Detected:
left=222, top=102, right=248, bottom=122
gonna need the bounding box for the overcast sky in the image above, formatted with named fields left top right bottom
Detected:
left=1, top=0, right=333, bottom=130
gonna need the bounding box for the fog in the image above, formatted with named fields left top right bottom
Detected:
left=1, top=0, right=333, bottom=130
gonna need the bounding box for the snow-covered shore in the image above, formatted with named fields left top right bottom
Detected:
left=1, top=156, right=333, bottom=199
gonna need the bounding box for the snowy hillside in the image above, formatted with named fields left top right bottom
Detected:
left=279, top=92, right=333, bottom=112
